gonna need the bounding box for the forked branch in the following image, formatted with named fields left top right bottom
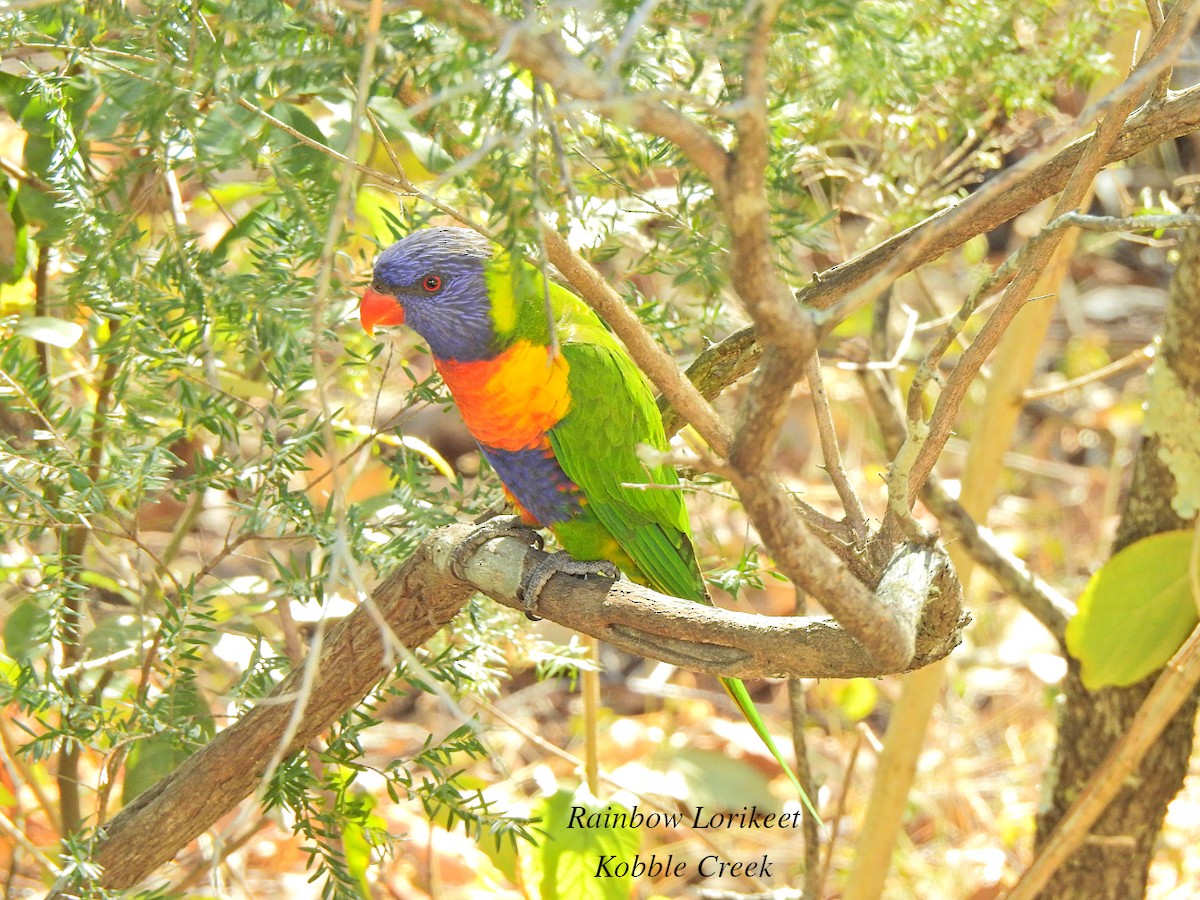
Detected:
left=57, top=523, right=963, bottom=896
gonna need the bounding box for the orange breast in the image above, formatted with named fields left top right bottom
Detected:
left=436, top=340, right=571, bottom=451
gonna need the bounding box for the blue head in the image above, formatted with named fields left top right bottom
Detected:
left=360, top=227, right=499, bottom=362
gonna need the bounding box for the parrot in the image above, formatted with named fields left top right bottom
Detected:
left=359, top=226, right=812, bottom=809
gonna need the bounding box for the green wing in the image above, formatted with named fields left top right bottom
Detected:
left=538, top=280, right=818, bottom=818
left=547, top=337, right=707, bottom=605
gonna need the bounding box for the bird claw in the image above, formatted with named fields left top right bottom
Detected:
left=518, top=550, right=621, bottom=620
left=451, top=515, right=544, bottom=582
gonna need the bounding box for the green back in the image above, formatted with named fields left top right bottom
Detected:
left=489, top=256, right=815, bottom=811
left=503, top=270, right=708, bottom=605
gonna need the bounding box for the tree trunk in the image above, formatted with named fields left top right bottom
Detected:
left=1034, top=225, right=1200, bottom=898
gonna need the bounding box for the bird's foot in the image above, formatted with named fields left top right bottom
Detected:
left=451, top=515, right=544, bottom=582
left=518, top=551, right=621, bottom=619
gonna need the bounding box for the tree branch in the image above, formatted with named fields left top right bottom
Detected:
left=899, top=0, right=1199, bottom=505
left=807, top=354, right=869, bottom=542
left=660, top=83, right=1200, bottom=440
left=372, top=0, right=949, bottom=666
left=796, top=84, right=1200, bottom=315
left=861, top=357, right=1073, bottom=643
left=402, top=0, right=732, bottom=188
left=727, top=472, right=923, bottom=669
left=457, top=525, right=962, bottom=679
left=1010, top=613, right=1200, bottom=899
left=60, top=524, right=963, bottom=893
left=52, top=532, right=476, bottom=896
left=540, top=230, right=734, bottom=455
left=921, top=476, right=1075, bottom=642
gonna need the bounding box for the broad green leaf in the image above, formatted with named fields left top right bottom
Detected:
left=270, top=104, right=330, bottom=179
left=15, top=315, right=83, bottom=348
left=1065, top=529, right=1197, bottom=690
left=3, top=599, right=51, bottom=662
left=834, top=678, right=880, bottom=722
left=194, top=101, right=260, bottom=165
left=534, top=787, right=640, bottom=900
left=121, top=732, right=187, bottom=806
left=15, top=180, right=71, bottom=242
left=660, top=746, right=778, bottom=812
left=211, top=200, right=270, bottom=261
left=123, top=681, right=216, bottom=804
left=1, top=181, right=29, bottom=284
left=84, top=614, right=143, bottom=660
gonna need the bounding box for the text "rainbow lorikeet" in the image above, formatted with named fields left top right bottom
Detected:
left=359, top=226, right=808, bottom=803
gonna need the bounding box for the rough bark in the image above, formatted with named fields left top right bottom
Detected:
left=51, top=535, right=477, bottom=896
left=459, top=529, right=964, bottom=679
left=1034, top=226, right=1200, bottom=898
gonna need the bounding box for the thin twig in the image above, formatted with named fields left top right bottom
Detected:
left=670, top=85, right=1200, bottom=414
left=806, top=356, right=868, bottom=542
left=1022, top=343, right=1156, bottom=402
left=255, top=0, right=388, bottom=802
left=787, top=679, right=821, bottom=899
left=923, top=477, right=1074, bottom=641
left=864, top=353, right=1075, bottom=640
left=900, top=0, right=1200, bottom=507
left=539, top=229, right=735, bottom=454
left=816, top=724, right=867, bottom=899
left=0, top=715, right=61, bottom=834
left=402, top=0, right=732, bottom=187
left=818, top=1, right=1200, bottom=337
left=0, top=809, right=60, bottom=877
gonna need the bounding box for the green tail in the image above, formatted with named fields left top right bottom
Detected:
left=538, top=325, right=821, bottom=820
left=721, top=676, right=821, bottom=821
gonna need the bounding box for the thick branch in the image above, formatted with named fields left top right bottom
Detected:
left=1026, top=228, right=1200, bottom=898
left=56, top=534, right=476, bottom=895
left=796, top=82, right=1200, bottom=315
left=65, top=524, right=963, bottom=893
left=902, top=0, right=1200, bottom=505
left=457, top=526, right=962, bottom=678
left=728, top=473, right=923, bottom=670
left=666, top=83, right=1200, bottom=432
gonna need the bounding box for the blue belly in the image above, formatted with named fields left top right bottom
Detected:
left=480, top=443, right=583, bottom=526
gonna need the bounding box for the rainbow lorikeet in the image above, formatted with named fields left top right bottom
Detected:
left=360, top=226, right=808, bottom=802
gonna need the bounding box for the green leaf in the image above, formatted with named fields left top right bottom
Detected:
left=3, top=599, right=51, bottom=662
left=269, top=103, right=330, bottom=178
left=662, top=747, right=779, bottom=812
left=123, top=681, right=216, bottom=804
left=534, top=787, right=640, bottom=900
left=84, top=614, right=143, bottom=660
left=15, top=178, right=72, bottom=242
left=194, top=101, right=260, bottom=165
left=14, top=314, right=83, bottom=348
left=0, top=180, right=29, bottom=284
left=1065, top=529, right=1197, bottom=690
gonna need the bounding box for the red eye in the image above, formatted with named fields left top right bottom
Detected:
left=422, top=275, right=442, bottom=292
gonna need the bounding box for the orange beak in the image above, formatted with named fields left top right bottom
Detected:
left=359, top=287, right=405, bottom=335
